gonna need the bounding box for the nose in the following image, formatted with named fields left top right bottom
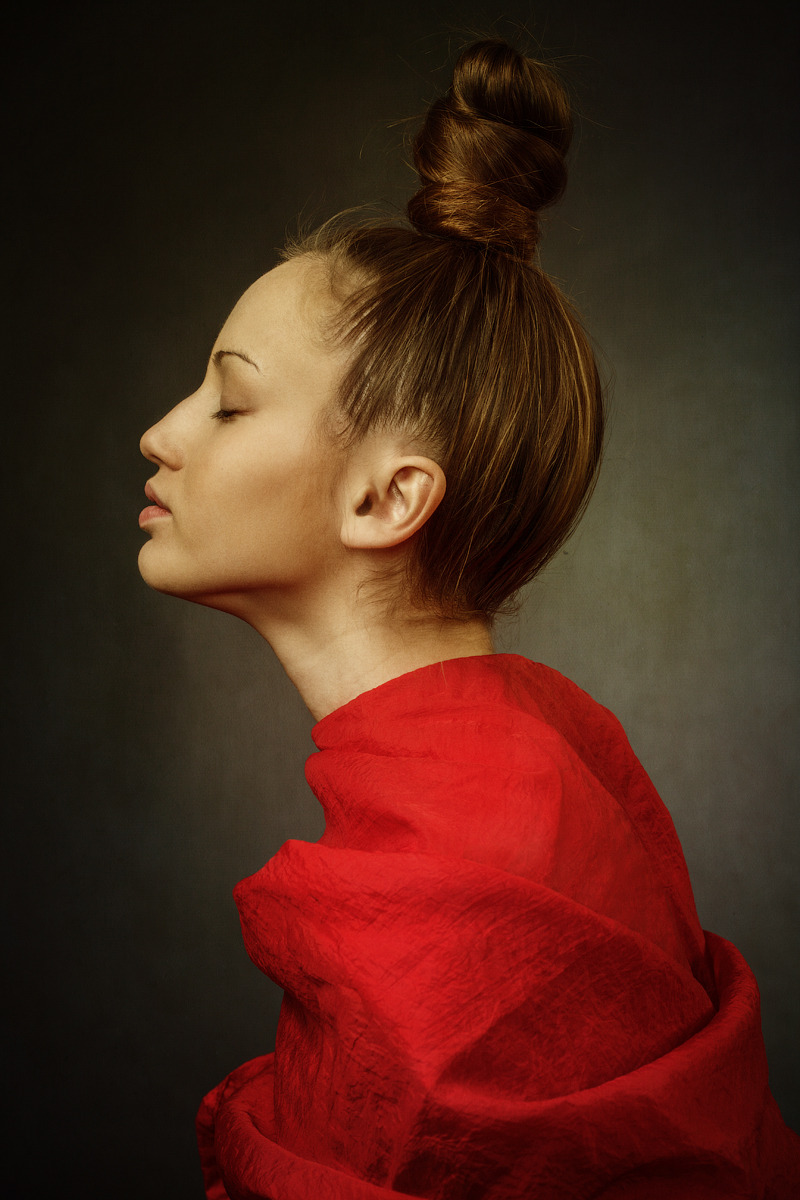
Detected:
left=140, top=403, right=183, bottom=468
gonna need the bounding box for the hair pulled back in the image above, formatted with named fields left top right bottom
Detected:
left=408, top=38, right=572, bottom=259
left=289, top=39, right=603, bottom=620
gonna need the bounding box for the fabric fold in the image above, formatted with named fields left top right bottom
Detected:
left=198, top=654, right=799, bottom=1198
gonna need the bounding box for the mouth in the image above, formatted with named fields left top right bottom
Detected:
left=144, top=480, right=170, bottom=513
left=140, top=479, right=172, bottom=528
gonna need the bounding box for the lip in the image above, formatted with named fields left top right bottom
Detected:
left=140, top=479, right=172, bottom=527
left=144, top=480, right=170, bottom=511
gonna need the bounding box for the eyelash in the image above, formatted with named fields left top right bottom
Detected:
left=211, top=408, right=241, bottom=422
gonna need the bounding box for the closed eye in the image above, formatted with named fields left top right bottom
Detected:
left=211, top=408, right=242, bottom=422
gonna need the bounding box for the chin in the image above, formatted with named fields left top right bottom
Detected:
left=137, top=542, right=195, bottom=599
left=138, top=546, right=249, bottom=616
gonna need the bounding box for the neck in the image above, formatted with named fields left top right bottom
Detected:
left=243, top=588, right=494, bottom=720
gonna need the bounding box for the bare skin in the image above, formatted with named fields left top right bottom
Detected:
left=139, top=257, right=493, bottom=719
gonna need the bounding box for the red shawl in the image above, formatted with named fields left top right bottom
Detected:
left=197, top=654, right=799, bottom=1198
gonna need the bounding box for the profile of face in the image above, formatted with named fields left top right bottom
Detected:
left=139, top=252, right=449, bottom=642
left=138, top=258, right=353, bottom=621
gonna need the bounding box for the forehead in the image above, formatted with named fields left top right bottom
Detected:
left=218, top=257, right=335, bottom=366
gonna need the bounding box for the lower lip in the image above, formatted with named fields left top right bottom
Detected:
left=139, top=505, right=171, bottom=526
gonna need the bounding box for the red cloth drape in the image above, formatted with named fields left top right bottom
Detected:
left=197, top=654, right=799, bottom=1198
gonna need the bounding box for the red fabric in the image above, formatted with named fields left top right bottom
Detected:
left=197, top=654, right=799, bottom=1198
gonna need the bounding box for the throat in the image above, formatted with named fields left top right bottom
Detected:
left=260, top=608, right=495, bottom=721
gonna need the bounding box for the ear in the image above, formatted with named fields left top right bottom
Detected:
left=341, top=456, right=446, bottom=550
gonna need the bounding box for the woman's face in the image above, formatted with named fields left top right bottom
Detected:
left=138, top=257, right=350, bottom=618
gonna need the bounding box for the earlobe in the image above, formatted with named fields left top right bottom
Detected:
left=341, top=457, right=446, bottom=550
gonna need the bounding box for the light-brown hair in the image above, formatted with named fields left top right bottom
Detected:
left=288, top=39, right=604, bottom=620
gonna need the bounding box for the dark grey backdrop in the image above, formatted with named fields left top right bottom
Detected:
left=5, top=1, right=798, bottom=1195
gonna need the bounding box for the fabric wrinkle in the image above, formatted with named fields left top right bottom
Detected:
left=198, top=654, right=799, bottom=1199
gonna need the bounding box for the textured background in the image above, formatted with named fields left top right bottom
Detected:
left=5, top=1, right=798, bottom=1194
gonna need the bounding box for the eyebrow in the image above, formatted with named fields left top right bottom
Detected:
left=212, top=348, right=262, bottom=373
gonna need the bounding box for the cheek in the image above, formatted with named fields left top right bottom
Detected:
left=215, top=438, right=338, bottom=548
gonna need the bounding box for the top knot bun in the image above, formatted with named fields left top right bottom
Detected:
left=407, top=40, right=573, bottom=259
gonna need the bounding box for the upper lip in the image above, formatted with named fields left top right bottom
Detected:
left=145, top=480, right=170, bottom=511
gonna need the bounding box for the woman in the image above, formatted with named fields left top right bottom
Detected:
left=139, top=39, right=798, bottom=1200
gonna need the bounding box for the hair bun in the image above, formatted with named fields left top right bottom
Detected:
left=407, top=40, right=573, bottom=258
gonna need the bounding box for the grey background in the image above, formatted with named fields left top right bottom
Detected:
left=5, top=0, right=797, bottom=1195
